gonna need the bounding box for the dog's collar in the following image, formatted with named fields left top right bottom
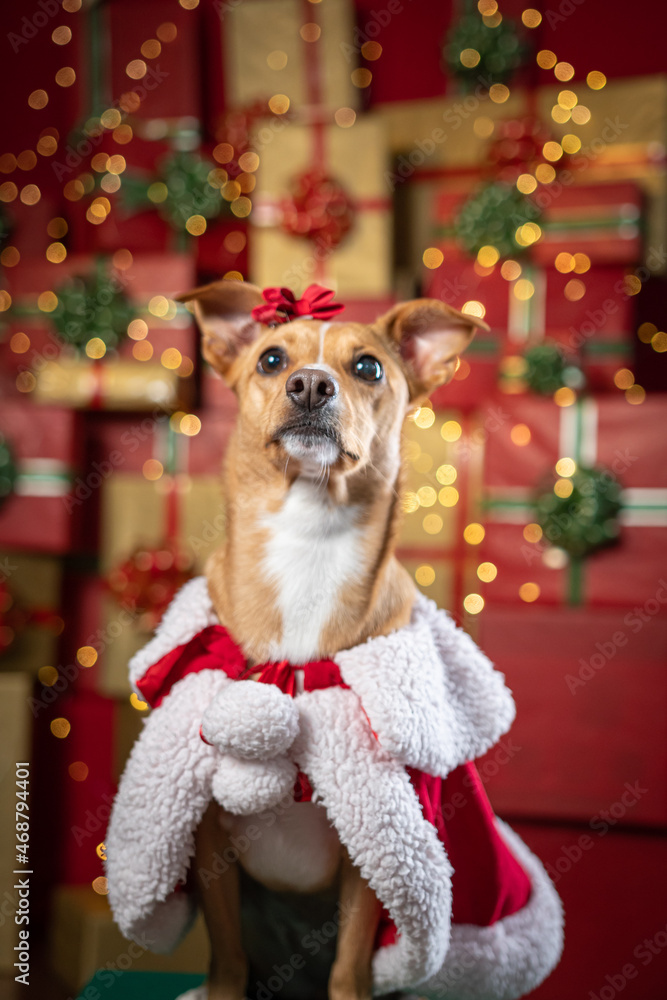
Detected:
left=251, top=284, right=345, bottom=325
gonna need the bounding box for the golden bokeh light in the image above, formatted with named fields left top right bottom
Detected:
left=587, top=71, right=607, bottom=90
left=438, top=487, right=459, bottom=507
left=46, top=242, right=67, bottom=263
left=55, top=67, right=76, bottom=87
left=460, top=48, right=481, bottom=68
left=267, top=49, right=288, bottom=70
left=300, top=22, right=321, bottom=42
left=351, top=68, right=372, bottom=88
left=423, top=514, right=444, bottom=535
left=535, top=163, right=556, bottom=184
left=423, top=247, right=444, bottom=269
left=38, top=665, right=58, bottom=686
left=489, top=84, right=510, bottom=104
left=519, top=582, right=540, bottom=602
left=126, top=59, right=147, bottom=79
left=50, top=718, right=71, bottom=739
left=501, top=259, right=522, bottom=281
left=361, top=41, right=382, bottom=60
left=537, top=50, right=557, bottom=70
left=10, top=332, right=30, bottom=353
left=477, top=562, right=498, bottom=582
left=157, top=22, right=178, bottom=42
left=477, top=245, right=499, bottom=267
left=554, top=61, right=574, bottom=81
left=523, top=523, right=543, bottom=543
left=463, top=523, right=485, bottom=545
left=69, top=762, right=89, bottom=781
left=28, top=89, right=49, bottom=109
left=77, top=645, right=98, bottom=667
left=625, top=384, right=646, bottom=405
left=513, top=278, right=535, bottom=300
left=334, top=107, right=356, bottom=128
left=564, top=279, right=586, bottom=301
left=554, top=386, right=576, bottom=406
left=651, top=331, right=667, bottom=353
left=613, top=368, right=635, bottom=390
left=510, top=423, right=531, bottom=446
left=463, top=593, right=484, bottom=614
left=52, top=26, right=72, bottom=45
left=462, top=300, right=486, bottom=318
left=441, top=420, right=462, bottom=442
left=554, top=478, right=574, bottom=498
left=436, top=464, right=457, bottom=485
left=415, top=565, right=436, bottom=587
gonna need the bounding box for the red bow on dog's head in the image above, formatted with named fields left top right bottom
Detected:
left=251, top=285, right=345, bottom=326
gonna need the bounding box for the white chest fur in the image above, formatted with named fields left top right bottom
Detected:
left=261, top=479, right=361, bottom=663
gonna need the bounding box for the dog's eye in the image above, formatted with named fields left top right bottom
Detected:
left=257, top=347, right=287, bottom=375
left=353, top=355, right=383, bottom=382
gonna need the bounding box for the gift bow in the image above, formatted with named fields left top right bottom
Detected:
left=251, top=285, right=345, bottom=325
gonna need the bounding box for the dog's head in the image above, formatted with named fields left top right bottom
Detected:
left=180, top=280, right=487, bottom=479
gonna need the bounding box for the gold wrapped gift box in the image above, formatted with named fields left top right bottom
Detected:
left=223, top=0, right=358, bottom=114
left=251, top=115, right=392, bottom=297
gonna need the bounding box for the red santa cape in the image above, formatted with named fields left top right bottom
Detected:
left=106, top=577, right=563, bottom=999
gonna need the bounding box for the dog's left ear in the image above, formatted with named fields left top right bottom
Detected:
left=375, top=298, right=489, bottom=401
left=177, top=279, right=265, bottom=381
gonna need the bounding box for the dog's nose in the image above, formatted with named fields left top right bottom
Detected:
left=285, top=368, right=338, bottom=410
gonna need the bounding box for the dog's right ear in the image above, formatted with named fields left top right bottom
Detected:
left=176, top=280, right=265, bottom=380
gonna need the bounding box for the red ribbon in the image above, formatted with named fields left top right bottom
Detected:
left=251, top=284, right=345, bottom=325
left=136, top=624, right=347, bottom=709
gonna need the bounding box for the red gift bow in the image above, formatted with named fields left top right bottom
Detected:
left=251, top=284, right=345, bottom=325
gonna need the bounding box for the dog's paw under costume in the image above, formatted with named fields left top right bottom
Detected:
left=105, top=577, right=563, bottom=999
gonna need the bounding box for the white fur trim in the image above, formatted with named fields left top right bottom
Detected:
left=201, top=680, right=299, bottom=759
left=416, top=820, right=564, bottom=1000
left=128, top=576, right=218, bottom=695
left=336, top=593, right=516, bottom=778
left=293, top=686, right=453, bottom=994
left=105, top=669, right=225, bottom=946
left=211, top=755, right=298, bottom=815
left=175, top=989, right=206, bottom=1000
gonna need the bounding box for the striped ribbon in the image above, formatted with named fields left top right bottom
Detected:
left=14, top=459, right=73, bottom=499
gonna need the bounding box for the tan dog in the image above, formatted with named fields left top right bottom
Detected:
left=180, top=280, right=487, bottom=1000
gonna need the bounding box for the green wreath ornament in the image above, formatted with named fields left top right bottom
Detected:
left=53, top=260, right=137, bottom=352
left=534, top=465, right=624, bottom=558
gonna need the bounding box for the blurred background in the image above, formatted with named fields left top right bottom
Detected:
left=1, top=0, right=666, bottom=997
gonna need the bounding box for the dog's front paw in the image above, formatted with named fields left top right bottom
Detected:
left=211, top=754, right=298, bottom=815
left=202, top=680, right=299, bottom=759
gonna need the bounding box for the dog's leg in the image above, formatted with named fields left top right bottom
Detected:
left=194, top=801, right=248, bottom=1000
left=329, top=850, right=382, bottom=1000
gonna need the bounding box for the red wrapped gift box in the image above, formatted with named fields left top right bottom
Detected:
left=0, top=402, right=85, bottom=554
left=477, top=605, right=667, bottom=828
left=2, top=254, right=196, bottom=411
left=478, top=395, right=667, bottom=608
left=426, top=180, right=643, bottom=396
